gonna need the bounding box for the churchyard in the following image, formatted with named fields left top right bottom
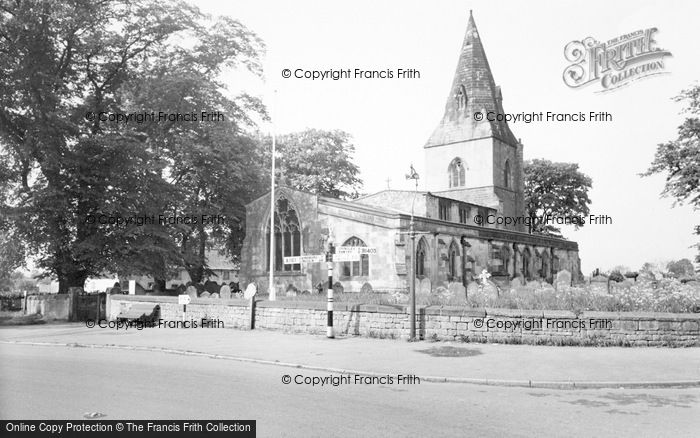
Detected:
left=271, top=271, right=700, bottom=314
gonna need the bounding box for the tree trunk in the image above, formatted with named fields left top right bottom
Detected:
left=57, top=270, right=88, bottom=294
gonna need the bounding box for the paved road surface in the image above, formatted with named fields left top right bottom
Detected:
left=1, top=344, right=698, bottom=437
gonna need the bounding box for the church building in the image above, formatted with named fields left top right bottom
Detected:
left=240, top=12, right=581, bottom=294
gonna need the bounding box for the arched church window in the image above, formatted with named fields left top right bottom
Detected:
left=266, top=197, right=301, bottom=272
left=540, top=250, right=551, bottom=281
left=448, top=158, right=466, bottom=188
left=340, top=236, right=369, bottom=278
left=499, top=245, right=510, bottom=275
left=416, top=238, right=428, bottom=277
left=504, top=160, right=511, bottom=189
left=455, top=85, right=467, bottom=110
left=447, top=241, right=460, bottom=281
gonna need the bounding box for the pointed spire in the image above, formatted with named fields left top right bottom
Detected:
left=426, top=11, right=517, bottom=146
left=449, top=11, right=497, bottom=119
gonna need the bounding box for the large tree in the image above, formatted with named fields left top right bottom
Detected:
left=642, top=84, right=700, bottom=263
left=0, top=0, right=266, bottom=291
left=523, top=159, right=592, bottom=236
left=273, top=129, right=363, bottom=200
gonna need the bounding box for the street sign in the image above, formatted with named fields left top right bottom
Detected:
left=336, top=246, right=377, bottom=254
left=283, top=254, right=325, bottom=265
left=178, top=294, right=191, bottom=305
left=301, top=255, right=325, bottom=263
left=332, top=253, right=361, bottom=262
left=283, top=256, right=301, bottom=265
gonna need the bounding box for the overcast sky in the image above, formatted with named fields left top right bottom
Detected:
left=193, top=0, right=699, bottom=273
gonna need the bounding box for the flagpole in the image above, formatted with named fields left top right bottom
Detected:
left=268, top=90, right=277, bottom=301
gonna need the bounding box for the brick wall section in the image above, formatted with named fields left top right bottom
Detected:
left=107, top=296, right=700, bottom=347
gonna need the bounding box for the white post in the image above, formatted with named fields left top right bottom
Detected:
left=268, top=90, right=277, bottom=301
left=128, top=280, right=135, bottom=295
left=326, top=260, right=334, bottom=338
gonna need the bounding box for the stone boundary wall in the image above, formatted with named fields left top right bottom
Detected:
left=107, top=295, right=700, bottom=347
left=25, top=294, right=71, bottom=320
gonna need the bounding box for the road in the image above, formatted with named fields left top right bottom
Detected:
left=0, top=344, right=698, bottom=437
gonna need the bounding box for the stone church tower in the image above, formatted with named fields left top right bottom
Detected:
left=424, top=11, right=525, bottom=231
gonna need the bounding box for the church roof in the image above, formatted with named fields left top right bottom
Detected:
left=425, top=11, right=518, bottom=147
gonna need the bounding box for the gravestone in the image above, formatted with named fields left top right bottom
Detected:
left=434, top=286, right=453, bottom=302
left=526, top=280, right=541, bottom=290
left=186, top=285, right=198, bottom=299
left=540, top=282, right=555, bottom=293
left=466, top=281, right=480, bottom=298
left=448, top=282, right=467, bottom=300
left=555, top=270, right=572, bottom=289
left=511, top=275, right=525, bottom=287
left=392, top=291, right=409, bottom=304
left=243, top=283, right=257, bottom=299
left=418, top=278, right=432, bottom=295
left=483, top=280, right=500, bottom=297
left=219, top=285, right=232, bottom=299
left=466, top=280, right=499, bottom=298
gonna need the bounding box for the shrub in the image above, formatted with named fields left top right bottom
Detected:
left=609, top=270, right=625, bottom=283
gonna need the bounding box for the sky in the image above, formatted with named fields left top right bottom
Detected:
left=192, top=0, right=699, bottom=274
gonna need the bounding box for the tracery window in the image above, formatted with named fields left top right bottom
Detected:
left=266, top=198, right=301, bottom=272
left=341, top=236, right=369, bottom=278
left=447, top=241, right=460, bottom=281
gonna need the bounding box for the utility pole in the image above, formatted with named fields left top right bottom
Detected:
left=268, top=90, right=277, bottom=301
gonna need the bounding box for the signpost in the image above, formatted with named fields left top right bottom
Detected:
left=282, top=247, right=376, bottom=339
left=283, top=255, right=325, bottom=265
left=336, top=246, right=377, bottom=254
left=178, top=294, right=191, bottom=322
left=331, top=253, right=360, bottom=262
left=326, top=256, right=334, bottom=339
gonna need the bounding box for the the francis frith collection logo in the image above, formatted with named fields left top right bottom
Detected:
left=563, top=27, right=672, bottom=92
